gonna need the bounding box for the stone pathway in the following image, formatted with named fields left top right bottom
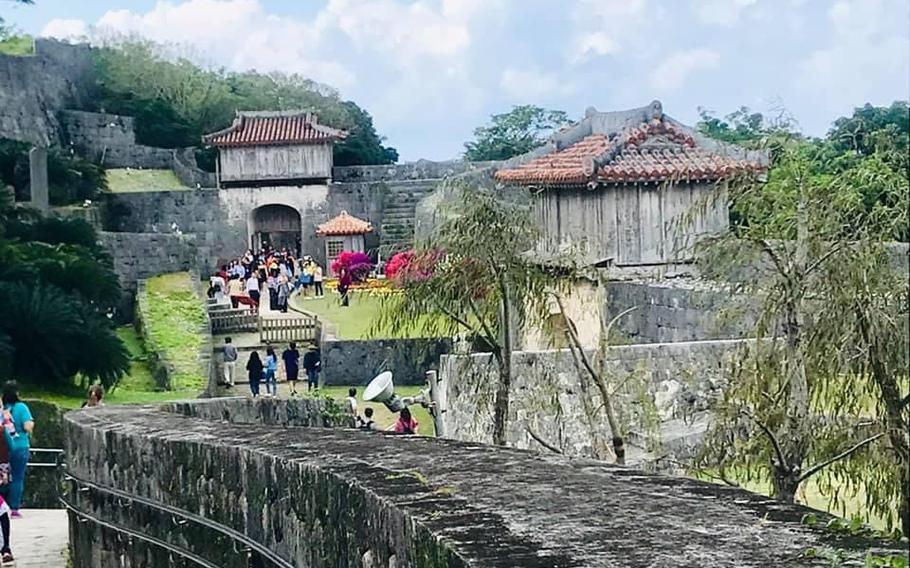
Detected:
left=11, top=509, right=69, bottom=567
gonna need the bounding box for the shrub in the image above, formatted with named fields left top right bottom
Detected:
left=330, top=251, right=374, bottom=283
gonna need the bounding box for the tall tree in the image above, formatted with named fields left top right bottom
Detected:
left=375, top=183, right=555, bottom=445
left=464, top=105, right=569, bottom=161
left=691, top=133, right=909, bottom=535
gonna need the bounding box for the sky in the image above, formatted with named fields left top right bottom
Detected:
left=5, top=0, right=910, bottom=161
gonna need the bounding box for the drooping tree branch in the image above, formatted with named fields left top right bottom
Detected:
left=525, top=426, right=563, bottom=454
left=743, top=409, right=788, bottom=472
left=798, top=433, right=885, bottom=483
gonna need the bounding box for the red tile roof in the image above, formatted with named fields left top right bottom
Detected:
left=495, top=118, right=763, bottom=186
left=203, top=111, right=347, bottom=147
left=316, top=211, right=373, bottom=236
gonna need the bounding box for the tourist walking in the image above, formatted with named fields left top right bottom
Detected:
left=0, top=429, right=13, bottom=564
left=303, top=346, right=321, bottom=391
left=277, top=275, right=290, bottom=313
left=337, top=267, right=351, bottom=307
left=246, top=352, right=263, bottom=397
left=1, top=382, right=33, bottom=516
left=227, top=275, right=245, bottom=308
left=313, top=264, right=324, bottom=298
left=222, top=337, right=238, bottom=387
left=282, top=343, right=300, bottom=396
left=246, top=271, right=261, bottom=306
left=264, top=347, right=279, bottom=397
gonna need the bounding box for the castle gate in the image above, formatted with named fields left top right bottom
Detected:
left=250, top=204, right=301, bottom=254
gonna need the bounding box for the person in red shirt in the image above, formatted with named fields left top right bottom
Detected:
left=391, top=407, right=418, bottom=434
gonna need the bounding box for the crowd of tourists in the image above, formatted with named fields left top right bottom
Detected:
left=207, top=246, right=325, bottom=311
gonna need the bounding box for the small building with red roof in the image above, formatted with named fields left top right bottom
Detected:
left=203, top=110, right=346, bottom=188
left=494, top=100, right=764, bottom=266
left=316, top=211, right=373, bottom=276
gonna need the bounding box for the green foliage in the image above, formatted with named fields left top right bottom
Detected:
left=0, top=34, right=33, bottom=56
left=90, top=40, right=397, bottom=166
left=697, top=106, right=779, bottom=145
left=464, top=105, right=569, bottom=161
left=828, top=101, right=909, bottom=158
left=0, top=138, right=108, bottom=205
left=104, top=168, right=188, bottom=192
left=692, top=132, right=910, bottom=536
left=0, top=192, right=129, bottom=388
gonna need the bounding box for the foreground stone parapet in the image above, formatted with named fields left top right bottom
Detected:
left=65, top=398, right=901, bottom=567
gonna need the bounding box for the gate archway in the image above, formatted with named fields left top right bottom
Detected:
left=251, top=204, right=301, bottom=255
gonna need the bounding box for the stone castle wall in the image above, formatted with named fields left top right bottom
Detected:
left=64, top=398, right=869, bottom=567
left=320, top=337, right=452, bottom=386
left=0, top=39, right=95, bottom=146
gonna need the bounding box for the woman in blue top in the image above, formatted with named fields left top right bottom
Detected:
left=264, top=347, right=279, bottom=397
left=2, top=382, right=33, bottom=517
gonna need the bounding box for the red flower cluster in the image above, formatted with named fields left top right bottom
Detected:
left=386, top=249, right=440, bottom=287
left=330, top=251, right=374, bottom=283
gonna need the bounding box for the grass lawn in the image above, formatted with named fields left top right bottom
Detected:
left=292, top=291, right=449, bottom=339
left=308, top=385, right=435, bottom=436
left=105, top=168, right=189, bottom=193
left=142, top=273, right=209, bottom=390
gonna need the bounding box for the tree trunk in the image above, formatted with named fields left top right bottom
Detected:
left=774, top=186, right=811, bottom=503
left=596, top=285, right=625, bottom=465
left=491, top=276, right=513, bottom=446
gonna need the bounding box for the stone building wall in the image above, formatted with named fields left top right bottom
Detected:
left=0, top=39, right=95, bottom=146
left=440, top=340, right=747, bottom=460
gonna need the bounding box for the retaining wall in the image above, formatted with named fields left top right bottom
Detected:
left=440, top=340, right=747, bottom=460
left=64, top=397, right=886, bottom=567
left=321, top=337, right=452, bottom=386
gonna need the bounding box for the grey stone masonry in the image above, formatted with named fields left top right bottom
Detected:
left=64, top=398, right=900, bottom=567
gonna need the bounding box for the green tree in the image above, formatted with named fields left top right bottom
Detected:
left=0, top=193, right=129, bottom=388
left=464, top=105, right=569, bottom=161
left=375, top=183, right=556, bottom=445
left=696, top=106, right=773, bottom=145
left=691, top=133, right=909, bottom=536
left=827, top=101, right=909, bottom=157
left=0, top=138, right=107, bottom=205
left=92, top=39, right=397, bottom=166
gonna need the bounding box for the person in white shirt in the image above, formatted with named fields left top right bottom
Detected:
left=347, top=387, right=358, bottom=414
left=245, top=273, right=261, bottom=305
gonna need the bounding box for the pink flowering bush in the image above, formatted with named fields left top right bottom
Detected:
left=386, top=249, right=441, bottom=287
left=331, top=251, right=374, bottom=283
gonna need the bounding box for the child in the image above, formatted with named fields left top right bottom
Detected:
left=347, top=388, right=358, bottom=415
left=391, top=407, right=418, bottom=435
left=356, top=407, right=376, bottom=431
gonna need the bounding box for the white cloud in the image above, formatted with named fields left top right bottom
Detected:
left=500, top=67, right=575, bottom=101
left=797, top=0, right=909, bottom=116
left=649, top=48, right=720, bottom=91
left=40, top=18, right=89, bottom=40
left=568, top=0, right=650, bottom=64
left=694, top=0, right=758, bottom=26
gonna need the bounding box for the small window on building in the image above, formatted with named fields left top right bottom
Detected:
left=326, top=239, right=345, bottom=258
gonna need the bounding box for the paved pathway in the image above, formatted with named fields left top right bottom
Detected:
left=11, top=509, right=69, bottom=567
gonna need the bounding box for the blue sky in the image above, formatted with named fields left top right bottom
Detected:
left=6, top=0, right=909, bottom=160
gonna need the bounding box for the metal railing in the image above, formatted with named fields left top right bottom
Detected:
left=27, top=448, right=292, bottom=567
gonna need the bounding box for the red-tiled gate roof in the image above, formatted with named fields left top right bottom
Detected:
left=203, top=111, right=347, bottom=147
left=316, top=211, right=374, bottom=236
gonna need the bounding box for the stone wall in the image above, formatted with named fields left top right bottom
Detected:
left=606, top=280, right=757, bottom=344
left=64, top=398, right=890, bottom=567
left=0, top=39, right=94, bottom=146
left=22, top=399, right=65, bottom=509
left=98, top=231, right=198, bottom=313
left=321, top=337, right=452, bottom=386
left=59, top=110, right=174, bottom=168
left=440, top=340, right=747, bottom=460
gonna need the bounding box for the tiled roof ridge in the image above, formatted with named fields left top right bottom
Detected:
left=202, top=110, right=347, bottom=147
left=316, top=210, right=374, bottom=236
left=494, top=101, right=766, bottom=187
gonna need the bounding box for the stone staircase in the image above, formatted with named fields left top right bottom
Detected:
left=379, top=181, right=438, bottom=254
